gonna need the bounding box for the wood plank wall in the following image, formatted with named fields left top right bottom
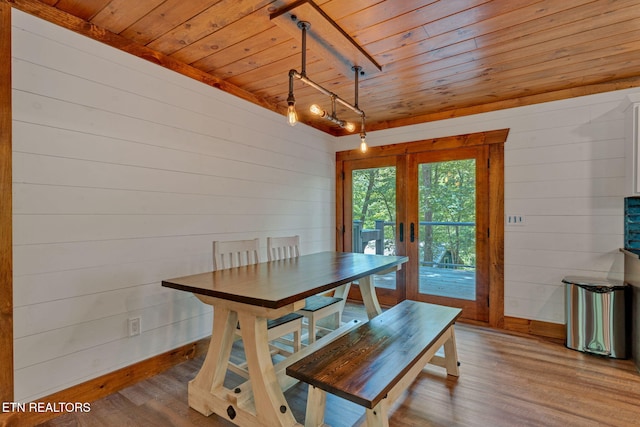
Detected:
left=0, top=0, right=13, bottom=404
left=342, top=85, right=632, bottom=327
left=10, top=9, right=335, bottom=402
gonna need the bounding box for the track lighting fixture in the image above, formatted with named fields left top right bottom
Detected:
left=281, top=17, right=368, bottom=152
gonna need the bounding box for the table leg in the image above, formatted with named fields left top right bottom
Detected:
left=188, top=305, right=237, bottom=416
left=359, top=275, right=383, bottom=319
left=237, top=311, right=298, bottom=426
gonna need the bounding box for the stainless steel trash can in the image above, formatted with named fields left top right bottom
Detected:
left=563, top=276, right=629, bottom=358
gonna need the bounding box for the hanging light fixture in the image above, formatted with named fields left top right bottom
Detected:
left=282, top=18, right=369, bottom=152
left=309, top=97, right=356, bottom=132
left=359, top=115, right=367, bottom=153
left=286, top=76, right=298, bottom=126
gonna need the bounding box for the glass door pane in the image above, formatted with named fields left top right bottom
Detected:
left=418, top=160, right=476, bottom=300
left=351, top=166, right=397, bottom=291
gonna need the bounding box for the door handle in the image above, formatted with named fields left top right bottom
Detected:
left=410, top=223, right=415, bottom=242
left=399, top=223, right=404, bottom=242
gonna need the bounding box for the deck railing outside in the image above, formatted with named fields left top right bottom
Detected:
left=353, top=220, right=476, bottom=270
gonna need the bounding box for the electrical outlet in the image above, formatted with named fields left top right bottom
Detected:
left=506, top=214, right=525, bottom=225
left=128, top=317, right=141, bottom=337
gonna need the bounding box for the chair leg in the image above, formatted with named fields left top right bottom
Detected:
left=308, top=315, right=318, bottom=344
left=293, top=325, right=301, bottom=352
left=333, top=311, right=341, bottom=329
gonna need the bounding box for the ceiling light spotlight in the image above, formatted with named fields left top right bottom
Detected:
left=311, top=103, right=356, bottom=132
left=360, top=137, right=367, bottom=153
left=359, top=115, right=367, bottom=153
left=309, top=104, right=326, bottom=117
left=344, top=122, right=356, bottom=133
left=287, top=71, right=297, bottom=126
left=287, top=102, right=298, bottom=126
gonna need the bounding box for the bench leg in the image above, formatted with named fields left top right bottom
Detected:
left=365, top=400, right=389, bottom=427
left=305, top=386, right=326, bottom=427
left=427, top=326, right=460, bottom=377
left=443, top=326, right=460, bottom=377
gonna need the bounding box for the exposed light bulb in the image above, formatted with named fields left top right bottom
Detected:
left=309, top=104, right=325, bottom=116
left=287, top=104, right=298, bottom=126
left=360, top=136, right=367, bottom=153
left=344, top=122, right=356, bottom=132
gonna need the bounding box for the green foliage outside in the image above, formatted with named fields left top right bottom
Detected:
left=352, top=167, right=396, bottom=246
left=352, top=160, right=476, bottom=269
left=419, top=160, right=476, bottom=270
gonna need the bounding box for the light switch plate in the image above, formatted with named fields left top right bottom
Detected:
left=506, top=214, right=525, bottom=225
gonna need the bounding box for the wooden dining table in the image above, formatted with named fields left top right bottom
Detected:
left=162, top=251, right=408, bottom=426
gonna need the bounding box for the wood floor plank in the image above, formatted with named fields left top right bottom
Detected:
left=38, top=303, right=640, bottom=427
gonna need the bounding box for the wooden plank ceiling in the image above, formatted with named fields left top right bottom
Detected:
left=10, top=0, right=640, bottom=135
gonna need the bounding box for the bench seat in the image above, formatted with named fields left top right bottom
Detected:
left=286, top=300, right=462, bottom=426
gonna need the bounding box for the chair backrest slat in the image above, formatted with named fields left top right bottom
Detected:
left=267, top=235, right=300, bottom=261
left=213, top=238, right=260, bottom=270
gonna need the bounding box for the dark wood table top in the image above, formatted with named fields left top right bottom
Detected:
left=162, top=251, right=408, bottom=309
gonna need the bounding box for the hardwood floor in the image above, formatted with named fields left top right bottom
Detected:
left=39, top=303, right=640, bottom=427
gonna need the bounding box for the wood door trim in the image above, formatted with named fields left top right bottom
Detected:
left=0, top=0, right=13, bottom=403
left=489, top=143, right=505, bottom=328
left=337, top=129, right=507, bottom=327
left=336, top=159, right=345, bottom=252
left=336, top=129, right=509, bottom=161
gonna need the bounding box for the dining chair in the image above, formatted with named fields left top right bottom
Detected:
left=267, top=235, right=350, bottom=344
left=213, top=238, right=302, bottom=378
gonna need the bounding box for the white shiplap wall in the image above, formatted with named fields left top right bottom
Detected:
left=11, top=10, right=335, bottom=402
left=348, top=89, right=633, bottom=326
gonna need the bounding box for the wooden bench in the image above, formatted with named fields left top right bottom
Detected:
left=286, top=300, right=462, bottom=427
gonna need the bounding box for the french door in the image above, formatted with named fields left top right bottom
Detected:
left=342, top=156, right=405, bottom=307
left=406, top=147, right=490, bottom=322
left=337, top=132, right=504, bottom=323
